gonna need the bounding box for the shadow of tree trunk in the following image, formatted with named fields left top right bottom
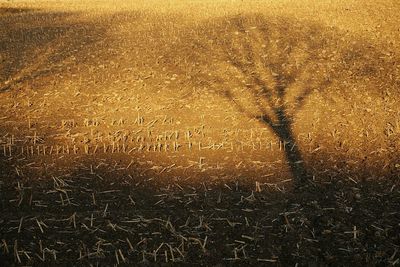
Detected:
left=271, top=117, right=309, bottom=185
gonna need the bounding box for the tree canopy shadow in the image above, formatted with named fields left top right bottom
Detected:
left=178, top=14, right=397, bottom=188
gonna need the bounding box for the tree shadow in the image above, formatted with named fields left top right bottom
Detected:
left=0, top=8, right=107, bottom=92
left=179, top=14, right=397, bottom=188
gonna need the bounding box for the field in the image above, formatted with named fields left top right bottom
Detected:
left=1, top=0, right=400, bottom=265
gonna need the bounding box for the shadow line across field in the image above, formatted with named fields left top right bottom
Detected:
left=0, top=156, right=399, bottom=265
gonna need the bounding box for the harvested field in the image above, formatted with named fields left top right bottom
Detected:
left=0, top=0, right=400, bottom=266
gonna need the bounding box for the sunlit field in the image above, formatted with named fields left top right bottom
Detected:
left=1, top=0, right=399, bottom=265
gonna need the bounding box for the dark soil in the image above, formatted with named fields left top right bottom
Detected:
left=1, top=164, right=399, bottom=266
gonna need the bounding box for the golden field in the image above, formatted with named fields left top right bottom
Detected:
left=0, top=0, right=399, bottom=265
